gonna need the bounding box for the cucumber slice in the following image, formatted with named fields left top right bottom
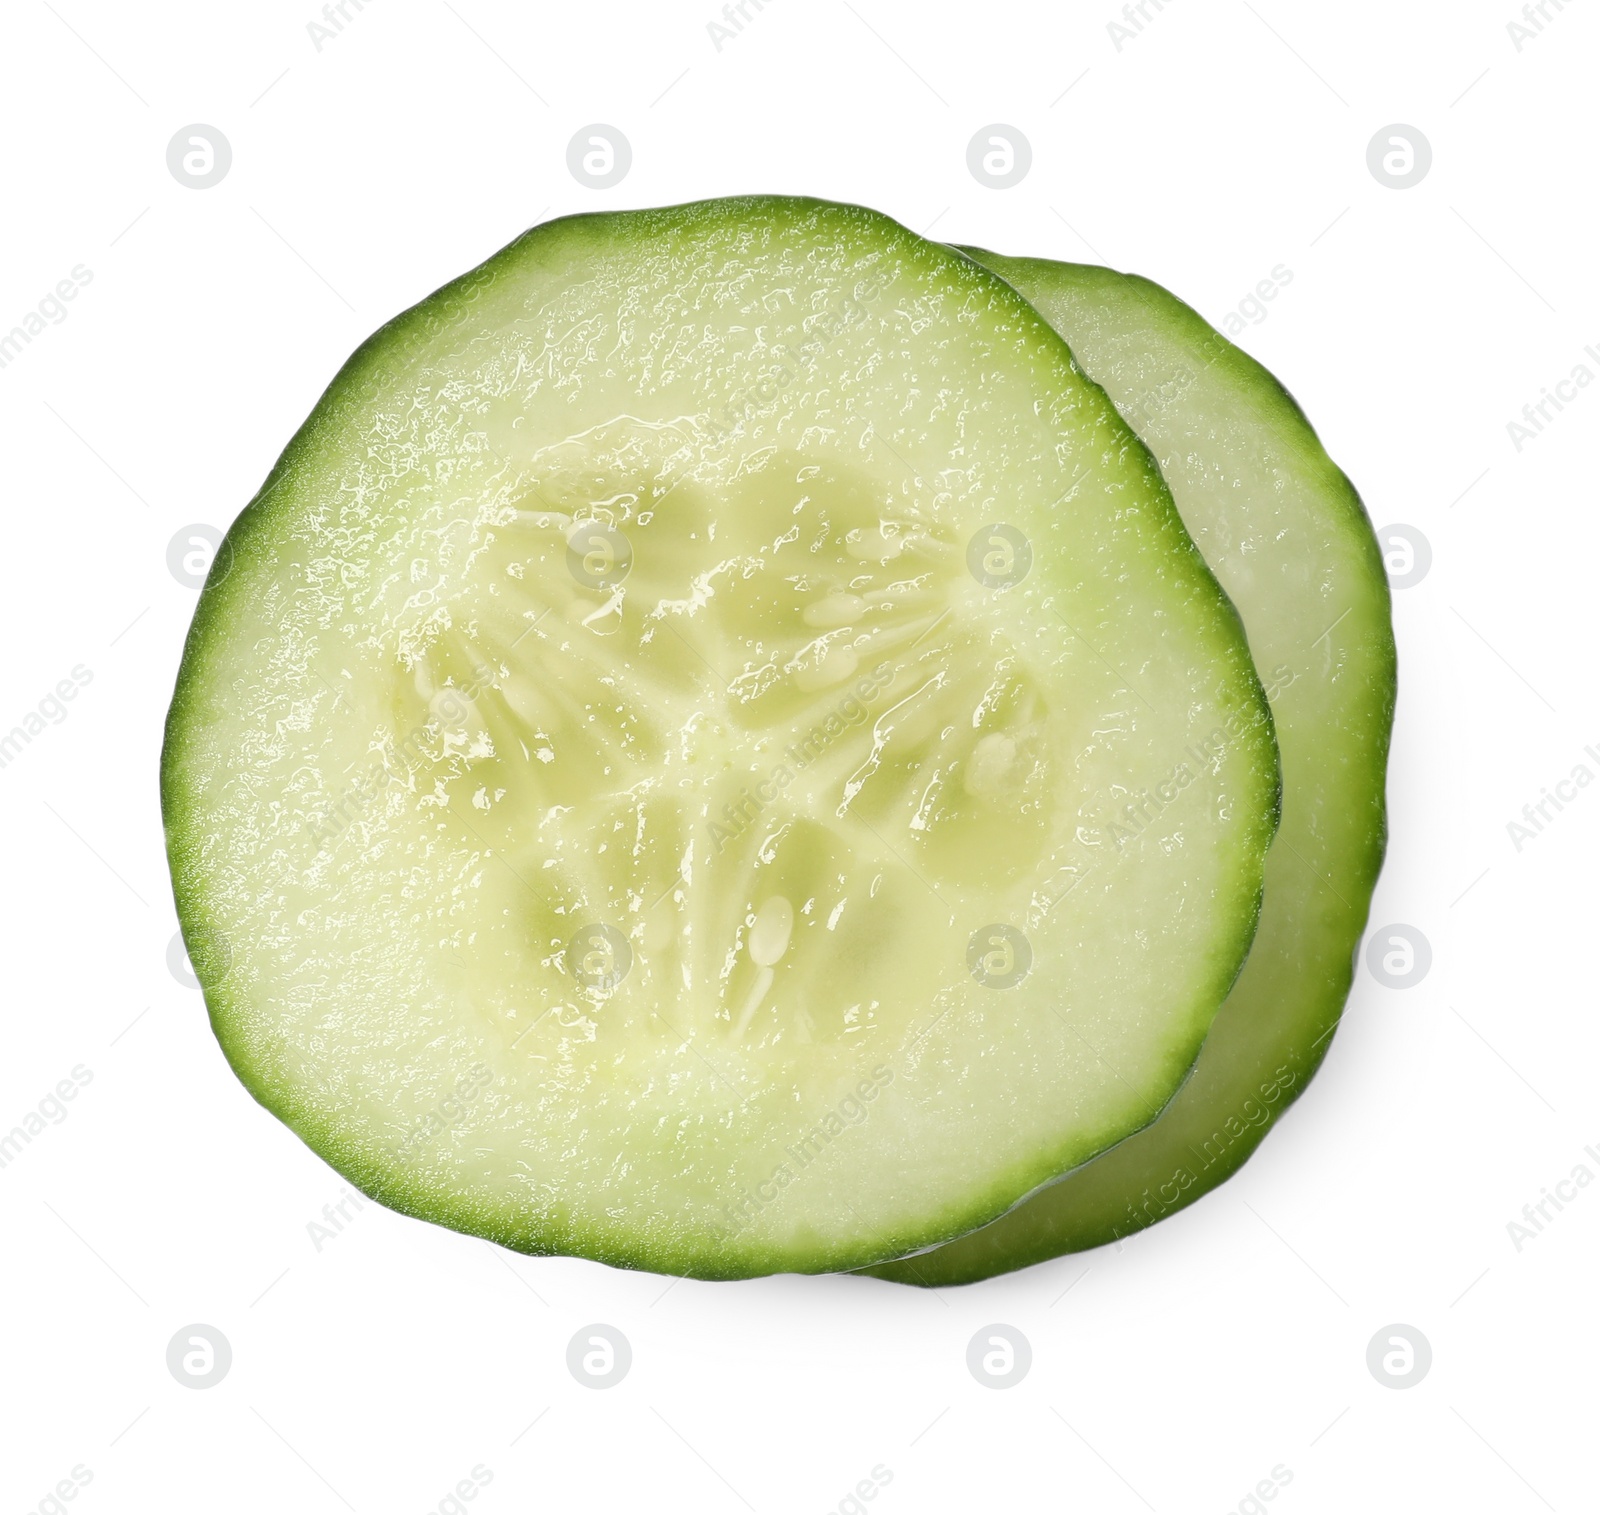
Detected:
left=163, top=199, right=1279, bottom=1280
left=866, top=254, right=1394, bottom=1286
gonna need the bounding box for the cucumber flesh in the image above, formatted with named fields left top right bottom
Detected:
left=866, top=254, right=1395, bottom=1286
left=162, top=201, right=1279, bottom=1279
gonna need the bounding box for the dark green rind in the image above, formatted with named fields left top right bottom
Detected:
left=866, top=253, right=1396, bottom=1287
left=162, top=202, right=1280, bottom=1280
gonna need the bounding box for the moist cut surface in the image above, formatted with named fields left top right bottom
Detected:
left=162, top=199, right=1279, bottom=1278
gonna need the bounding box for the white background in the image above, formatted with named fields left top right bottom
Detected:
left=1, top=1, right=1595, bottom=1510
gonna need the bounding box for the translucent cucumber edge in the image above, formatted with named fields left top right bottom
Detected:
left=861, top=252, right=1396, bottom=1287
left=160, top=199, right=1281, bottom=1281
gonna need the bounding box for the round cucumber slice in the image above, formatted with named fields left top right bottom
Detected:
left=865, top=253, right=1395, bottom=1286
left=162, top=199, right=1279, bottom=1280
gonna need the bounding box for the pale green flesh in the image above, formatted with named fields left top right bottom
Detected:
left=865, top=254, right=1394, bottom=1287
left=162, top=201, right=1278, bottom=1280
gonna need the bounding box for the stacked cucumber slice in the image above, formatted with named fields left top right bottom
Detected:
left=163, top=196, right=1392, bottom=1284
left=866, top=252, right=1395, bottom=1284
